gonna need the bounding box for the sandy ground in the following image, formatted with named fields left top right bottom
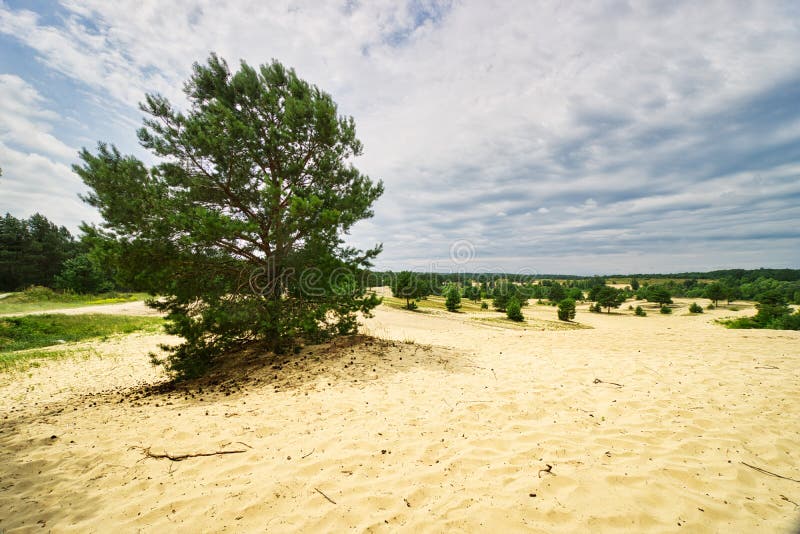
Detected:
left=1, top=297, right=799, bottom=532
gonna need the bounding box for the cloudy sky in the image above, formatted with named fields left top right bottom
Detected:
left=1, top=1, right=799, bottom=274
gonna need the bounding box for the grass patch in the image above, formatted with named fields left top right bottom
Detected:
left=0, top=286, right=149, bottom=315
left=474, top=316, right=591, bottom=331
left=0, top=314, right=164, bottom=353
left=381, top=295, right=491, bottom=313
left=0, top=346, right=101, bottom=373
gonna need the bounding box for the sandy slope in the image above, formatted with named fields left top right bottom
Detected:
left=1, top=299, right=799, bottom=532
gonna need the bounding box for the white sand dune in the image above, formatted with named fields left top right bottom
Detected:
left=1, top=299, right=799, bottom=532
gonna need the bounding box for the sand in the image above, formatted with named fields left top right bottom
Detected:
left=1, top=297, right=799, bottom=532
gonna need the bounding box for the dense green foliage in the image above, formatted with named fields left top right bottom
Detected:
left=75, top=55, right=383, bottom=378
left=634, top=305, right=646, bottom=316
left=0, top=313, right=163, bottom=352
left=726, top=290, right=800, bottom=330
left=445, top=284, right=461, bottom=311
left=594, top=286, right=625, bottom=313
left=557, top=298, right=576, bottom=321
left=704, top=283, right=725, bottom=306
left=492, top=281, right=528, bottom=311
left=391, top=271, right=428, bottom=309
left=660, top=305, right=672, bottom=314
left=506, top=296, right=523, bottom=321
left=0, top=213, right=78, bottom=291
left=641, top=285, right=673, bottom=306
left=689, top=302, right=703, bottom=313
left=54, top=254, right=115, bottom=294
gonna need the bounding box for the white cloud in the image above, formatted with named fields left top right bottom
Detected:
left=0, top=1, right=799, bottom=271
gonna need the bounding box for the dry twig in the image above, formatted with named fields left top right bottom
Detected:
left=315, top=487, right=337, bottom=504
left=593, top=378, right=623, bottom=387
left=132, top=446, right=246, bottom=462
left=741, top=462, right=800, bottom=483
left=538, top=464, right=554, bottom=478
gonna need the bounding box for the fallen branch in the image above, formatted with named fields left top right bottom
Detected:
left=302, top=448, right=315, bottom=459
left=741, top=462, right=800, bottom=483
left=593, top=378, right=623, bottom=387
left=133, top=446, right=246, bottom=462
left=754, top=365, right=779, bottom=370
left=315, top=487, right=337, bottom=504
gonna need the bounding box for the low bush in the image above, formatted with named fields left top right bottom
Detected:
left=506, top=297, right=524, bottom=322
left=689, top=302, right=703, bottom=313
left=660, top=306, right=672, bottom=314
left=634, top=306, right=646, bottom=317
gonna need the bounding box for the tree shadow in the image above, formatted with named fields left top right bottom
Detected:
left=0, top=335, right=468, bottom=530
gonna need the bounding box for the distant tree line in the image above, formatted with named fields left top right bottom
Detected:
left=0, top=213, right=116, bottom=293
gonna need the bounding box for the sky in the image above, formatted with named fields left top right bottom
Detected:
left=1, top=0, right=799, bottom=275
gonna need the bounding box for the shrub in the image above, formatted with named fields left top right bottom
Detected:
left=689, top=302, right=703, bottom=313
left=707, top=303, right=715, bottom=310
left=480, top=301, right=488, bottom=310
left=18, top=286, right=59, bottom=302
left=445, top=284, right=461, bottom=312
left=634, top=305, right=646, bottom=317
left=506, top=297, right=524, bottom=321
left=660, top=306, right=672, bottom=314
left=557, top=298, right=576, bottom=321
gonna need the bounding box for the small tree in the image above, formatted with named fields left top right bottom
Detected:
left=506, top=296, right=523, bottom=321
left=548, top=283, right=565, bottom=303
left=557, top=298, right=576, bottom=321
left=54, top=253, right=114, bottom=294
left=595, top=286, right=625, bottom=313
left=660, top=305, right=672, bottom=314
left=392, top=271, right=427, bottom=309
left=689, top=302, right=703, bottom=313
left=754, top=290, right=791, bottom=326
left=463, top=284, right=480, bottom=302
left=445, top=284, right=461, bottom=312
left=75, top=55, right=384, bottom=378
left=492, top=281, right=517, bottom=311
left=705, top=283, right=726, bottom=307
left=634, top=305, right=646, bottom=316
left=567, top=287, right=584, bottom=301
left=647, top=286, right=673, bottom=307
left=630, top=277, right=640, bottom=291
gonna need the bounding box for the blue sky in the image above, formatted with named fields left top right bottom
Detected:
left=1, top=0, right=799, bottom=274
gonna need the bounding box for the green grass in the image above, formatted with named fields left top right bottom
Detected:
left=382, top=294, right=494, bottom=313
left=0, top=287, right=149, bottom=315
left=0, top=346, right=101, bottom=373
left=474, top=316, right=591, bottom=331
left=0, top=314, right=164, bottom=353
